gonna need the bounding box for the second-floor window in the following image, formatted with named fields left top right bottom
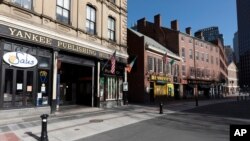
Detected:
left=56, top=0, right=70, bottom=24
left=148, top=56, right=154, bottom=72
left=12, top=0, right=32, bottom=10
left=86, top=5, right=96, bottom=34
left=108, top=17, right=116, bottom=41
left=158, top=59, right=163, bottom=73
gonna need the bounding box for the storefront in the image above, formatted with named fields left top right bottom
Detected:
left=0, top=40, right=52, bottom=108
left=99, top=62, right=125, bottom=107
left=0, top=24, right=127, bottom=112
left=149, top=75, right=174, bottom=102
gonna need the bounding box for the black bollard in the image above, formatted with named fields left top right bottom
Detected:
left=40, top=114, right=49, bottom=141
left=195, top=96, right=198, bottom=106
left=159, top=102, right=163, bottom=114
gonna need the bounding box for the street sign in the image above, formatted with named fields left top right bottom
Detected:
left=123, top=82, right=128, bottom=91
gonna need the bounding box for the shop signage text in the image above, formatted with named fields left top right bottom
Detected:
left=3, top=52, right=38, bottom=68
left=2, top=26, right=114, bottom=60
left=150, top=75, right=170, bottom=81
left=9, top=27, right=52, bottom=45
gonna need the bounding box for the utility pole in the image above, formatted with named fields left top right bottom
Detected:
left=193, top=37, right=198, bottom=106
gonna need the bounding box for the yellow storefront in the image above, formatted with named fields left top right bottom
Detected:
left=150, top=75, right=174, bottom=97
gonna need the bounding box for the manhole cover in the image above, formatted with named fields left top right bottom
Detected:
left=74, top=128, right=80, bottom=131
left=89, top=119, right=103, bottom=123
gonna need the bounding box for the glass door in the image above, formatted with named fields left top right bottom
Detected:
left=2, top=68, right=35, bottom=108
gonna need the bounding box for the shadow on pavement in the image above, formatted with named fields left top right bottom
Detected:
left=183, top=100, right=250, bottom=119
left=25, top=132, right=40, bottom=141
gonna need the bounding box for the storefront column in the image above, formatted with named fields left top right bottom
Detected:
left=97, top=62, right=100, bottom=107
left=91, top=66, right=95, bottom=107
left=51, top=51, right=58, bottom=113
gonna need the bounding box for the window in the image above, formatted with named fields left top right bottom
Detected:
left=216, top=57, right=218, bottom=65
left=190, top=67, right=195, bottom=77
left=106, top=77, right=117, bottom=100
left=201, top=53, right=204, bottom=61
left=181, top=36, right=185, bottom=41
left=56, top=0, right=70, bottom=24
left=108, top=17, right=116, bottom=41
left=196, top=51, right=199, bottom=60
left=166, top=63, right=171, bottom=74
left=12, top=0, right=32, bottom=10
left=118, top=78, right=123, bottom=99
left=182, top=48, right=185, bottom=61
left=182, top=65, right=186, bottom=76
left=158, top=59, right=163, bottom=73
left=148, top=56, right=154, bottom=71
left=110, top=0, right=116, bottom=3
left=86, top=5, right=96, bottom=34
left=211, top=56, right=214, bottom=64
left=206, top=54, right=209, bottom=62
left=189, top=49, right=193, bottom=59
left=189, top=39, right=192, bottom=43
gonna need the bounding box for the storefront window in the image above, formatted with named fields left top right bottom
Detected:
left=118, top=78, right=123, bottom=99
left=3, top=69, right=13, bottom=108
left=38, top=57, right=50, bottom=68
left=37, top=69, right=49, bottom=106
left=99, top=77, right=105, bottom=101
left=105, top=77, right=117, bottom=100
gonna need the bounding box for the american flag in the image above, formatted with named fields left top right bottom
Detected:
left=110, top=51, right=116, bottom=74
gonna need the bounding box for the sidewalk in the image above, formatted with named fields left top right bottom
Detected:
left=0, top=98, right=239, bottom=141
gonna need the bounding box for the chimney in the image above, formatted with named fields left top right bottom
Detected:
left=185, top=27, right=191, bottom=35
left=154, top=14, right=161, bottom=27
left=171, top=20, right=179, bottom=31
left=195, top=31, right=204, bottom=40
left=137, top=17, right=146, bottom=32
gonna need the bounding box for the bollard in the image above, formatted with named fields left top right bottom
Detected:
left=159, top=102, right=163, bottom=114
left=40, top=114, right=49, bottom=141
left=237, top=96, right=239, bottom=101
left=195, top=96, right=198, bottom=106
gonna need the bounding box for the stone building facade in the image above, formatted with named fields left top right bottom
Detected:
left=0, top=0, right=128, bottom=118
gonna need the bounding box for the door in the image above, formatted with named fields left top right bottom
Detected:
left=2, top=68, right=35, bottom=108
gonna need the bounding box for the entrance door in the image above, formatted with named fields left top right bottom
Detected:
left=2, top=68, right=35, bottom=108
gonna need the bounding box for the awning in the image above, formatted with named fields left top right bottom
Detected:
left=156, top=80, right=167, bottom=85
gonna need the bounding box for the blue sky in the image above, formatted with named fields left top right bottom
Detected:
left=128, top=0, right=237, bottom=47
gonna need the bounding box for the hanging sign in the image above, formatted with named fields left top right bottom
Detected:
left=3, top=52, right=38, bottom=68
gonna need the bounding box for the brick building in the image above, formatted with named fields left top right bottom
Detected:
left=127, top=29, right=181, bottom=103
left=0, top=0, right=128, bottom=119
left=135, top=14, right=227, bottom=98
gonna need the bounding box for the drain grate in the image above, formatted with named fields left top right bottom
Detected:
left=89, top=119, right=104, bottom=123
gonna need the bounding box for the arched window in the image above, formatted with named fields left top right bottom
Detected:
left=108, top=16, right=116, bottom=41
left=86, top=5, right=96, bottom=35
